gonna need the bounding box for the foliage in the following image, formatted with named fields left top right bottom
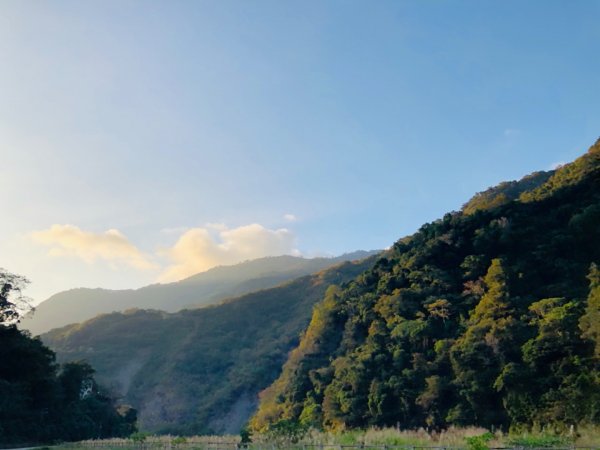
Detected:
left=580, top=263, right=600, bottom=356
left=462, top=171, right=553, bottom=215
left=464, top=432, right=494, bottom=450
left=262, top=419, right=308, bottom=445
left=0, top=269, right=136, bottom=445
left=0, top=325, right=136, bottom=445
left=239, top=425, right=252, bottom=444
left=0, top=268, right=33, bottom=324
left=43, top=257, right=377, bottom=435
left=251, top=138, right=600, bottom=432
left=451, top=259, right=517, bottom=426
left=130, top=431, right=150, bottom=443
left=520, top=138, right=600, bottom=203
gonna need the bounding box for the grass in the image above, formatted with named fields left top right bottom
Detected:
left=53, top=425, right=600, bottom=449
left=58, top=434, right=240, bottom=450
left=506, top=434, right=569, bottom=448
left=294, top=426, right=498, bottom=448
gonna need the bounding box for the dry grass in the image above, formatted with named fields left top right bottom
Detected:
left=292, top=426, right=500, bottom=447
left=58, top=425, right=600, bottom=449
left=571, top=425, right=600, bottom=447
left=67, top=434, right=240, bottom=449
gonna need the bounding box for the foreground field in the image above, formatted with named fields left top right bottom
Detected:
left=54, top=426, right=600, bottom=450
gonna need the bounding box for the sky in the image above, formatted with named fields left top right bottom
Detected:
left=1, top=0, right=599, bottom=303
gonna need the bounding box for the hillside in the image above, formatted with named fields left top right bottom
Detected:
left=461, top=170, right=553, bottom=215
left=23, top=251, right=377, bottom=336
left=251, top=138, right=600, bottom=432
left=43, top=256, right=378, bottom=435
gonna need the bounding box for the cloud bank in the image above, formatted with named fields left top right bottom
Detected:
left=31, top=224, right=157, bottom=270
left=31, top=223, right=299, bottom=284
left=158, top=223, right=298, bottom=282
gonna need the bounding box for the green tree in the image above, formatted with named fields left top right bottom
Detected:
left=450, top=259, right=518, bottom=427
left=521, top=297, right=597, bottom=426
left=60, top=361, right=97, bottom=403
left=580, top=263, right=600, bottom=357
left=0, top=324, right=59, bottom=443
left=0, top=270, right=136, bottom=444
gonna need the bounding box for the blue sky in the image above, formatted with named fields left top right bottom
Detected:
left=1, top=0, right=599, bottom=302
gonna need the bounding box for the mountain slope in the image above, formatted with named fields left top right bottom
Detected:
left=23, top=251, right=377, bottom=336
left=251, top=138, right=600, bottom=432
left=461, top=170, right=553, bottom=215
left=43, top=256, right=378, bottom=434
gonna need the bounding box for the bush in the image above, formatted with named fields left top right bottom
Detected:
left=465, top=432, right=494, bottom=450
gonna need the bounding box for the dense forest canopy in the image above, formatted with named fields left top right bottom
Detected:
left=0, top=269, right=137, bottom=445
left=251, top=138, right=600, bottom=433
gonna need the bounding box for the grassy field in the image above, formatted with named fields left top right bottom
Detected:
left=50, top=425, right=600, bottom=450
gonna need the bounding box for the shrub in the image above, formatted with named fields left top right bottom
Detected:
left=464, top=432, right=494, bottom=450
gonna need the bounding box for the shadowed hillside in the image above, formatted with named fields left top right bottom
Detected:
left=43, top=255, right=378, bottom=434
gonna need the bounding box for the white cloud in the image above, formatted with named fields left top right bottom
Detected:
left=31, top=224, right=157, bottom=271
left=30, top=222, right=301, bottom=285
left=549, top=161, right=566, bottom=170
left=158, top=223, right=299, bottom=282
left=283, top=213, right=297, bottom=222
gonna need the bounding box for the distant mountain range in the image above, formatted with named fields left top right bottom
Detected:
left=22, top=251, right=379, bottom=335
left=42, top=256, right=379, bottom=434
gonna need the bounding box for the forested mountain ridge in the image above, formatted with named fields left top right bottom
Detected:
left=43, top=256, right=378, bottom=435
left=23, top=251, right=377, bottom=336
left=461, top=170, right=553, bottom=215
left=251, top=138, right=600, bottom=432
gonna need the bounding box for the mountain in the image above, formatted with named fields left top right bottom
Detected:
left=251, top=138, right=600, bottom=432
left=22, top=251, right=378, bottom=336
left=42, top=255, right=379, bottom=435
left=461, top=170, right=553, bottom=215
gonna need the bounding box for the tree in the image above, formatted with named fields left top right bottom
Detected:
left=521, top=297, right=597, bottom=426
left=0, top=269, right=33, bottom=325
left=0, top=270, right=137, bottom=444
left=0, top=324, right=58, bottom=443
left=59, top=361, right=138, bottom=441
left=59, top=361, right=97, bottom=404
left=580, top=263, right=600, bottom=357
left=450, top=259, right=518, bottom=427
